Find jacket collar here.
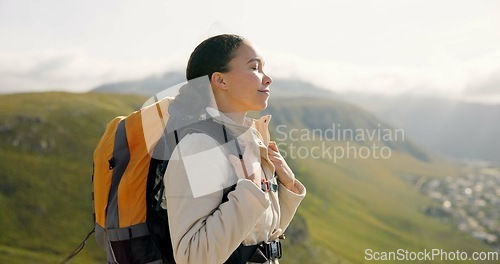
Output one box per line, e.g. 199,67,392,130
205,107,272,147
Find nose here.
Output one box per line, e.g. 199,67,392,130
263,72,273,86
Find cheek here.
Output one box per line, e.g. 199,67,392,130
237,70,260,82
231,73,259,92
228,71,251,86
248,72,262,83
226,71,263,102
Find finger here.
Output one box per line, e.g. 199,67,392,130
270,145,280,153
269,155,283,164
267,147,278,153
268,141,278,151
267,148,280,157
268,152,281,159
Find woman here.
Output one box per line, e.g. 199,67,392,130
164,34,306,264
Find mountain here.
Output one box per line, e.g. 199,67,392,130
93,71,500,164
260,97,430,162
92,71,187,96
92,71,336,99
340,93,500,164
0,92,494,263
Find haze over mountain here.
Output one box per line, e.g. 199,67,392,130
93,71,500,164
92,71,336,99
341,93,500,164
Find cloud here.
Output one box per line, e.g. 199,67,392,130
267,51,457,94
266,48,500,103
0,49,177,93
1,46,499,104
462,51,500,100
461,67,500,104
465,71,500,96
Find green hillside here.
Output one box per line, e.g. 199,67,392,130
260,98,497,263
0,92,496,263
0,92,145,263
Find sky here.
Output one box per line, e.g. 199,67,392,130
1,0,499,103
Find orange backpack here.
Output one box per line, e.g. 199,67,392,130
92,97,243,263
93,97,171,263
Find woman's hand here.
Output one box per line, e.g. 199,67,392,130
228,142,262,187
267,141,296,191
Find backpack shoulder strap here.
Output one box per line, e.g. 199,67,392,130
180,118,243,158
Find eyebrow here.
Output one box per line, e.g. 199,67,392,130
247,57,265,65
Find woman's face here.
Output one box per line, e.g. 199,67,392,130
220,40,273,113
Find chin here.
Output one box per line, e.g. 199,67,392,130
255,100,269,111
246,98,269,112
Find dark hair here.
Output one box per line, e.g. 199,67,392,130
186,34,245,81
169,34,244,118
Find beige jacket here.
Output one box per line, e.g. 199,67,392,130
163,110,306,264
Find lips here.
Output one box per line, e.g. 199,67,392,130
258,89,270,94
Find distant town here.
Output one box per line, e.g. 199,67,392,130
407,160,499,252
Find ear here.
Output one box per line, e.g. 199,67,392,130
211,72,227,91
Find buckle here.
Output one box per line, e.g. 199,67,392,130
261,179,278,192
263,241,282,260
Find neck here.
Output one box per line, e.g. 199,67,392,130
216,103,247,125
224,112,246,125
212,95,247,125
217,106,246,125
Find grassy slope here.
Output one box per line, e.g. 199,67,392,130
262,99,495,263
284,141,493,263
0,92,145,263
0,92,495,263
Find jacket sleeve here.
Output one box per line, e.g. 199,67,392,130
278,179,306,232
165,133,270,264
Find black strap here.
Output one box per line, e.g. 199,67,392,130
224,241,282,264
224,244,259,264
221,184,237,203
156,118,241,175
179,118,241,157
59,228,95,264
